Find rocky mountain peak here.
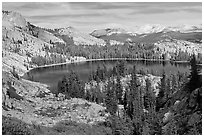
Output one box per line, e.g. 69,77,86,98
2,10,27,29
57,26,106,46
91,24,202,37
133,24,166,34
57,26,77,36
91,27,128,38
165,24,202,33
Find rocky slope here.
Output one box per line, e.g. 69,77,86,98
91,28,129,38
2,11,54,75
2,11,109,128
56,27,106,46
28,24,65,44
2,71,108,127
154,39,202,57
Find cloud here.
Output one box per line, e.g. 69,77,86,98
129,2,202,15
2,2,202,33
28,13,105,20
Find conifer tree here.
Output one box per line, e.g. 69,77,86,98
123,91,128,111
116,61,126,76
165,77,172,99
105,79,118,116
187,54,201,92
132,86,144,135
144,78,161,135
171,74,178,94
59,71,85,99
112,66,118,77
116,74,123,104
57,76,67,95
156,71,166,111
127,65,137,119
128,65,144,134
145,78,156,113
85,90,91,101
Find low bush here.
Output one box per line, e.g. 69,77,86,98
7,82,23,100
2,116,34,135
2,116,112,135
40,120,112,135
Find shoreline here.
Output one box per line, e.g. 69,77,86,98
20,57,202,92
24,57,199,74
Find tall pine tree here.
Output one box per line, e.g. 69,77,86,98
156,71,166,111
115,74,123,104
187,54,201,92
105,78,118,116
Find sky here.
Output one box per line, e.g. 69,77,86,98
2,2,202,33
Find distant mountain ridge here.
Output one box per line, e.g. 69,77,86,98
90,24,202,37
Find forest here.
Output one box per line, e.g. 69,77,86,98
30,40,202,66
56,54,202,135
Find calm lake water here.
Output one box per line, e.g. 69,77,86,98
23,60,192,93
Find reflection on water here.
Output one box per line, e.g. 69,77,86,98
23,60,192,92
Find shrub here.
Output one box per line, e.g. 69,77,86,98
7,81,23,100
50,120,112,135
2,116,34,135
11,66,20,80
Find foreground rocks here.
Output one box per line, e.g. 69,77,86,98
2,72,108,127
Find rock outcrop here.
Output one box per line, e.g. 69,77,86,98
57,27,106,46
91,28,128,37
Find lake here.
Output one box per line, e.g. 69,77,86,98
23,59,192,93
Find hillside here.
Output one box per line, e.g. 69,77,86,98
2,11,106,74
2,11,53,75
2,10,111,134
2,10,202,70
2,10,202,135
56,27,106,46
